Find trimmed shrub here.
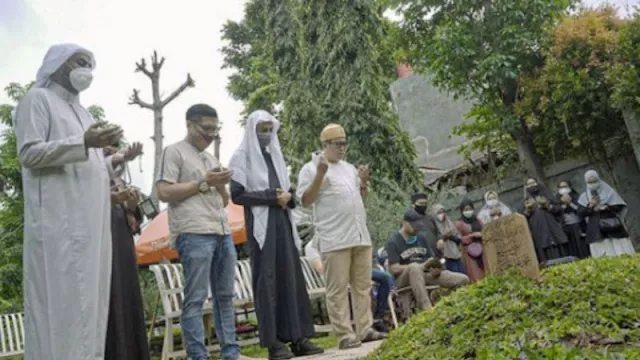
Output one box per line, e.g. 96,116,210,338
365,255,640,359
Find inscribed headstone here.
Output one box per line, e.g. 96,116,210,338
481,213,540,280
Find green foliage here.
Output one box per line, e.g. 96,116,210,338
221,0,421,191
366,255,640,360
391,0,576,180
611,13,640,112
518,6,629,164
0,82,106,312
220,0,281,117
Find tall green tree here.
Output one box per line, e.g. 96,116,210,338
517,7,629,170
392,0,575,184
0,82,105,311
222,0,420,190
220,0,282,117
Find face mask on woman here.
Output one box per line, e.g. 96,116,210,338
463,210,474,218
487,199,498,207
588,182,600,191
558,187,571,196
437,213,446,221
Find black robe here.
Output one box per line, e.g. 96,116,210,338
578,204,629,244
522,183,569,263
230,150,315,348
105,205,150,360
553,191,590,259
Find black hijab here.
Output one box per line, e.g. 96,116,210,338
459,198,482,231
554,179,580,204
524,177,554,200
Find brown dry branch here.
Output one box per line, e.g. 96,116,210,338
128,89,152,109
160,73,195,107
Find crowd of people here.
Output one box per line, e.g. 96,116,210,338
13,43,637,360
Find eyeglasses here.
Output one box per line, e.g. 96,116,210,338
326,140,348,149
193,122,221,137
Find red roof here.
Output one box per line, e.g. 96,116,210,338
396,64,414,79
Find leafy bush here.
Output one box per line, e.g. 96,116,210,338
365,255,640,360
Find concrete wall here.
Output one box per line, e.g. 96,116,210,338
389,74,476,183
434,157,640,249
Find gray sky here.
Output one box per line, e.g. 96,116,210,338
0,0,637,197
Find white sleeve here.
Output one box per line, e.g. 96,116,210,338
15,90,88,169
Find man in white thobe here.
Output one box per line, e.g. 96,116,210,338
14,44,124,360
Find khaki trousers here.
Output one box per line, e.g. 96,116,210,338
322,246,373,341
395,264,470,310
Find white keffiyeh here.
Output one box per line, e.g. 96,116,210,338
229,110,300,249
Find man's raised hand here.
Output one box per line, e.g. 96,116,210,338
84,122,123,148
204,168,233,187
123,142,143,162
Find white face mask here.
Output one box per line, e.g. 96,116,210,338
587,182,600,191
463,210,474,218
69,67,93,92
558,188,571,196
492,216,500,220
486,199,498,207
437,213,446,221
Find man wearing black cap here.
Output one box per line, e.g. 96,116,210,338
411,193,441,252
386,210,470,311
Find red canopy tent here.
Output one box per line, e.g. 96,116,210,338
136,202,247,266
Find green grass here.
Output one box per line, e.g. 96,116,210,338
365,255,640,360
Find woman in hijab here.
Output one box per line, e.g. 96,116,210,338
432,204,464,273
477,191,512,224
522,177,569,263
455,199,485,282
577,170,635,257
554,179,590,259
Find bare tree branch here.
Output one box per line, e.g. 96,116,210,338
134,58,153,78
151,50,165,72
128,89,153,109
160,74,195,108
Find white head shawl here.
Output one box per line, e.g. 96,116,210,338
229,110,300,249
477,191,512,224
11,44,96,127
35,43,95,88
578,170,627,218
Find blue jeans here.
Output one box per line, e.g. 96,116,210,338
371,268,394,320
445,258,465,274
177,233,240,360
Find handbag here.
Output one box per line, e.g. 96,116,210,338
467,242,483,258
598,216,623,233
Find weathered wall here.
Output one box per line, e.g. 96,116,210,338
389,74,476,183
435,157,640,249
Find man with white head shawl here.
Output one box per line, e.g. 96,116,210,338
14,44,124,360
577,170,635,257
229,110,323,359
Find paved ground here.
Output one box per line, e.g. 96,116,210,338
239,340,382,360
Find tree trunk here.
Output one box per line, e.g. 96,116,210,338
512,118,547,186
150,108,163,208
623,109,640,172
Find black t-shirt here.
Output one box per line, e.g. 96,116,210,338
386,231,436,266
